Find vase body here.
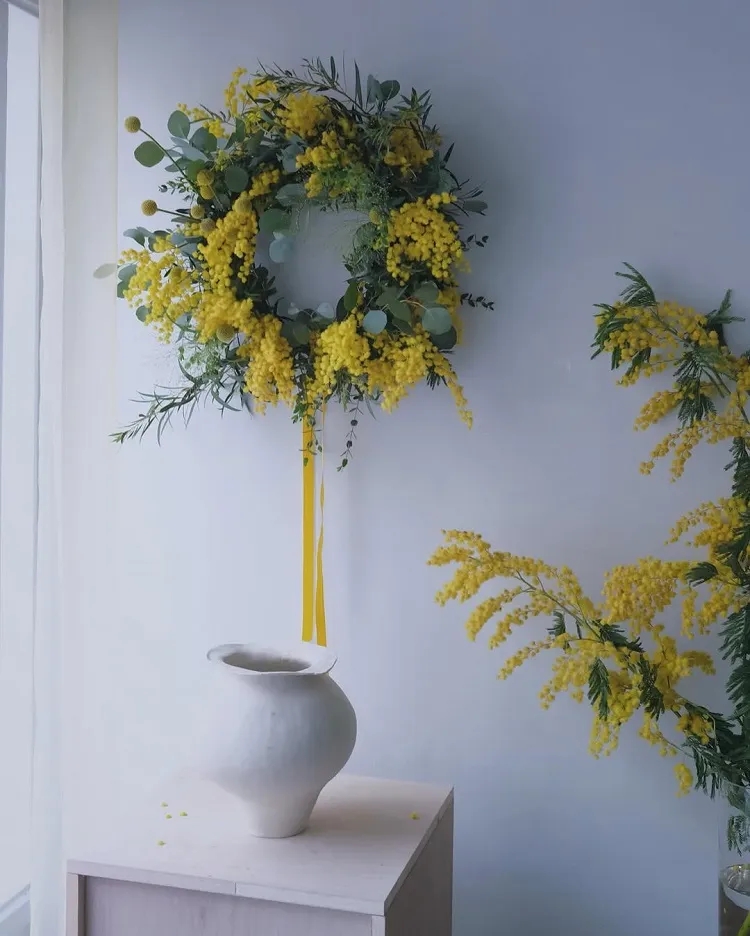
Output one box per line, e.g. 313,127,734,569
719,784,750,935
196,641,357,838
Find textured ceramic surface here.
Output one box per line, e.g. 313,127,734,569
197,642,357,837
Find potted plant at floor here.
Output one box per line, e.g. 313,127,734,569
431,265,750,936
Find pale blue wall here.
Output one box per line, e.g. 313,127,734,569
116,2,750,933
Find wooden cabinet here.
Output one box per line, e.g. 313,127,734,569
67,774,453,936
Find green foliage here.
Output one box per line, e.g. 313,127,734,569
167,110,190,138
134,140,164,167
587,658,610,719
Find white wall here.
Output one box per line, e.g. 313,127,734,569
106,1,750,933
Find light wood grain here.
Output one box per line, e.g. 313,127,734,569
385,803,453,936
65,874,85,936
85,876,372,936
68,773,453,915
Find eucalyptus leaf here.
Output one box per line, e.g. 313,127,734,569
353,222,377,250
316,302,335,320
116,280,127,299
422,306,453,335
245,130,264,155
379,79,400,101
259,208,292,235
169,232,188,247
464,199,488,214
167,110,191,138
343,282,359,312
363,309,388,334
190,127,217,153
269,236,293,263
224,166,249,193
366,74,383,105
135,306,149,323
414,282,440,305
123,228,146,246
118,263,137,284
430,325,457,350
292,322,310,345
170,137,206,161
234,118,246,142
390,299,411,321
276,183,305,206
134,141,164,168
93,262,117,279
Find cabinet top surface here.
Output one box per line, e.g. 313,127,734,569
67,773,453,915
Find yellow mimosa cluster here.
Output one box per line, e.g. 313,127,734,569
279,92,333,139
386,194,462,284
383,126,434,175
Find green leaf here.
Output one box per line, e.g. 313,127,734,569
317,302,335,320
422,306,453,335
234,118,246,142
281,142,304,174
167,110,190,138
170,137,206,161
116,280,127,299
292,322,310,345
93,262,117,279
135,305,149,323
363,309,387,334
587,658,610,719
169,232,188,247
547,612,566,639
276,183,305,206
269,235,293,263
414,282,440,306
343,282,359,312
259,208,292,235
685,562,719,586
245,130,265,155
184,159,206,183
366,74,383,105
379,79,400,101
354,63,362,107
118,263,137,285
429,326,456,350
190,127,217,153
123,228,146,246
463,199,488,214
224,166,249,193
134,141,164,167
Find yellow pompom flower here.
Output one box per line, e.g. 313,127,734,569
141,199,158,217
190,205,205,220
124,116,142,134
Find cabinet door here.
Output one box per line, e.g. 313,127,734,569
81,877,372,936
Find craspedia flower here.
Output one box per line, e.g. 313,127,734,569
141,199,158,217
190,205,205,220
200,219,216,234
216,324,236,343
124,115,142,133
199,186,214,200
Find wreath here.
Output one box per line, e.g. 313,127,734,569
115,57,493,464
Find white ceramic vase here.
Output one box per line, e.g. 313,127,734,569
197,641,357,838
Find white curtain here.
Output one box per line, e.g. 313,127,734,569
33,1,117,933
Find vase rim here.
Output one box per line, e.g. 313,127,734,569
206,641,337,677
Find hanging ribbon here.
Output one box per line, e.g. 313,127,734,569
302,412,326,646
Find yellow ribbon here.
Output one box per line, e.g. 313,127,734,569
302,413,326,646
